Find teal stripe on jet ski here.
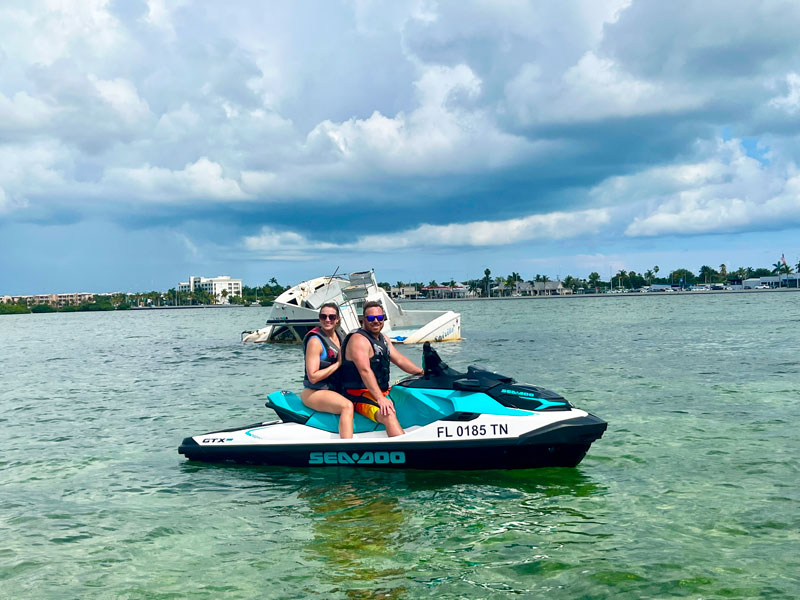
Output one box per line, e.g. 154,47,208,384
262,387,538,437
389,387,534,427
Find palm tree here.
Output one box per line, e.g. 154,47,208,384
615,270,628,290
483,268,491,297
719,264,727,282
644,269,654,285
653,265,660,282
698,265,715,285
776,261,793,286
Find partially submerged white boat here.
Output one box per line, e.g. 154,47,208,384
241,270,461,344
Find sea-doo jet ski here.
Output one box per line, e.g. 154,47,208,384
178,344,607,470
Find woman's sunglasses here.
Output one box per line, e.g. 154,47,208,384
365,314,385,322
319,314,338,321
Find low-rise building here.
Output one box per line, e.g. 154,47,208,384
1,293,95,307
515,281,534,296
178,275,242,303
532,281,565,295
56,293,95,308
421,284,468,299
743,277,780,289
390,285,420,299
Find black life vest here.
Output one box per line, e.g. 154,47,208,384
338,328,391,392
302,327,343,390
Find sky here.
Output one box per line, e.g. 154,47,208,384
2,0,800,294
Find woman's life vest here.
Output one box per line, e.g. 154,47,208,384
302,327,343,390
338,328,391,392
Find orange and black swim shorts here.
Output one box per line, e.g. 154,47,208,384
345,388,391,422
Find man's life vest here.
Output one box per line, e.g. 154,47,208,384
338,328,391,392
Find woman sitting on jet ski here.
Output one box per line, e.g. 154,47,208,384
300,302,354,438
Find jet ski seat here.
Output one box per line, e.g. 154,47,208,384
266,388,458,434
266,391,385,434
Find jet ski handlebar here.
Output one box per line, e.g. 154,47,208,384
422,341,460,379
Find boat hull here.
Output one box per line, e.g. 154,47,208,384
178,414,606,470
241,270,462,344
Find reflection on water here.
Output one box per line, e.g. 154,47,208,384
300,473,407,599
400,467,604,498
186,465,607,598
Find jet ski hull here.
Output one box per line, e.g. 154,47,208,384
178,413,606,470
179,343,607,470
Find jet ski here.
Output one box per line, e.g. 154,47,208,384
178,343,607,470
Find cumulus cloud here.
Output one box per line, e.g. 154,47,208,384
243,227,338,253
143,0,188,38
89,76,151,124
353,207,612,249
236,62,544,199
243,206,611,257
0,91,55,132
0,140,71,208
3,0,800,291
104,158,248,201
300,63,532,173
505,51,701,125
769,73,800,114
622,139,800,236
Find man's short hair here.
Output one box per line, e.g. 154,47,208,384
362,300,384,316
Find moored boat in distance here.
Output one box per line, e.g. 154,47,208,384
241,269,461,344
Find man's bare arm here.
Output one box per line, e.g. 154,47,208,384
385,338,424,376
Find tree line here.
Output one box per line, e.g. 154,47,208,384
4,258,797,316
388,258,800,296
1,279,290,314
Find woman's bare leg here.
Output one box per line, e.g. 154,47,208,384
300,389,354,439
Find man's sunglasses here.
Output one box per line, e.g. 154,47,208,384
365,314,385,322
319,314,338,321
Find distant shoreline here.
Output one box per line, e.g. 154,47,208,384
130,304,245,310
397,287,800,302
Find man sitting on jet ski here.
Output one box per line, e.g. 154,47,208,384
338,301,424,437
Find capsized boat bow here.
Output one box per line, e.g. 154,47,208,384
241,270,461,344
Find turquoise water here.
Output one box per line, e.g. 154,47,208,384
2,294,799,598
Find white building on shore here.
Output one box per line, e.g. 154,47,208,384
1,292,95,307
178,275,242,303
